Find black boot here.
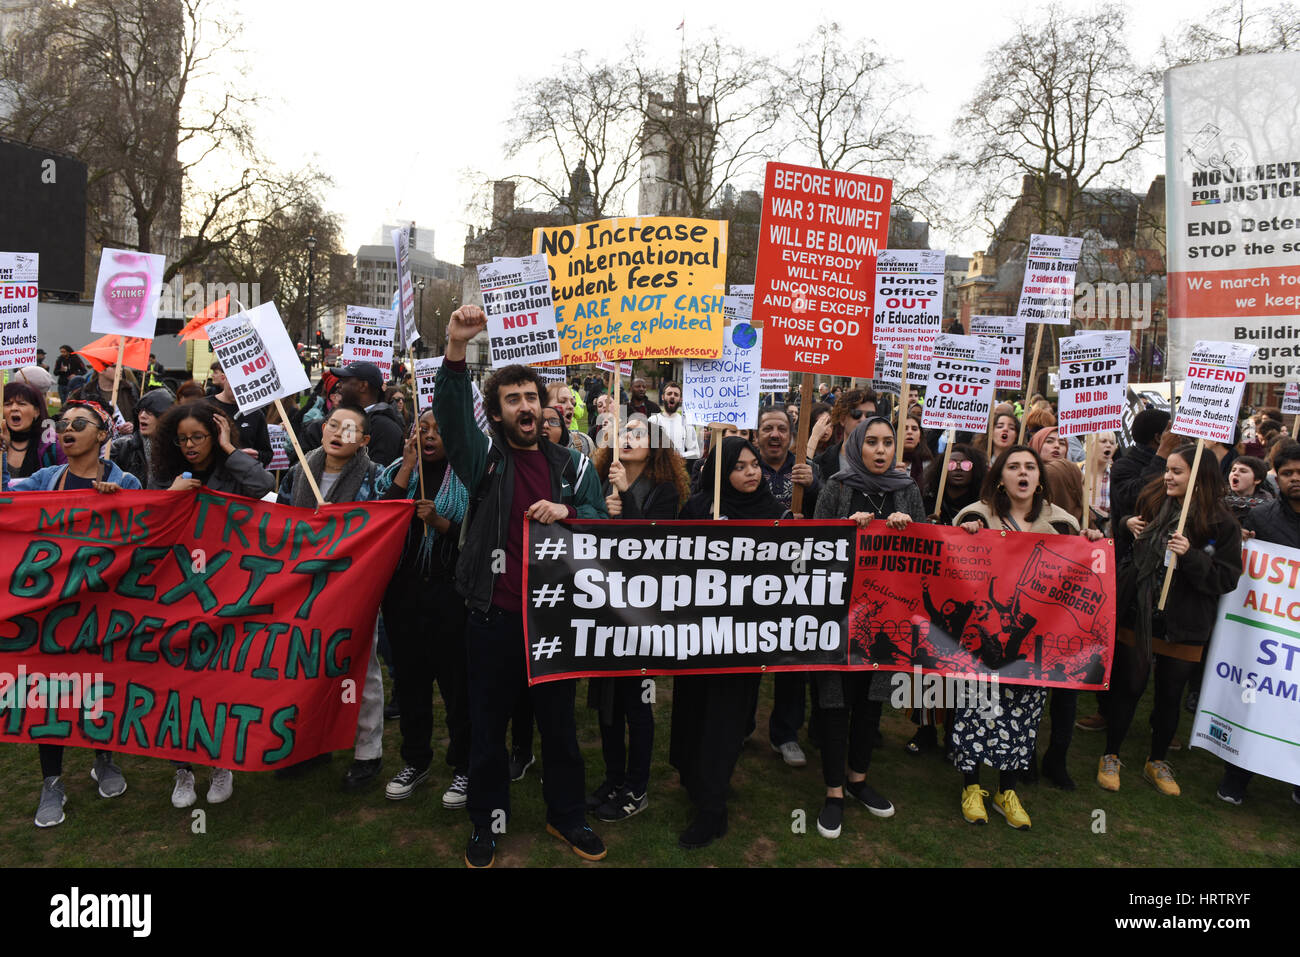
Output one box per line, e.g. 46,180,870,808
678,808,728,850
1040,748,1076,790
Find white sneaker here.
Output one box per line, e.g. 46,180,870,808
772,740,808,767
207,768,233,804
172,769,197,808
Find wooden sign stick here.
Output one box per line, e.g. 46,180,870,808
275,396,324,507
712,425,725,519
1019,325,1045,444
790,377,814,517
1157,437,1205,611
895,344,909,467
933,428,955,519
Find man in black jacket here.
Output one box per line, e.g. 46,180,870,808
434,304,609,869
1111,409,1176,564
338,362,405,467
207,360,274,466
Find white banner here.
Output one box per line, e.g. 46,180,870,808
1191,539,1300,785
391,226,420,349
969,315,1026,391
535,366,568,385
1057,331,1130,437
760,369,789,393
920,333,999,433
684,321,762,428
0,252,39,368
341,305,396,368
478,254,562,368
205,303,311,416
872,248,945,380
90,247,166,338
1016,234,1082,325
1172,339,1257,444
728,284,754,303
1165,52,1300,382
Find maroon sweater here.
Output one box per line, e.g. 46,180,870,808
493,445,576,611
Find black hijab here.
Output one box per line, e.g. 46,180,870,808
544,406,570,447
686,435,783,520
832,416,917,494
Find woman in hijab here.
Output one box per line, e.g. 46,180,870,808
810,416,925,839
671,436,781,850
1028,425,1068,462
3,381,62,478
542,406,570,447
111,388,175,488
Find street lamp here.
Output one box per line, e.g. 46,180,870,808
417,279,425,355
305,234,318,360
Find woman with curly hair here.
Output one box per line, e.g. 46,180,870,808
921,443,986,525
153,401,274,498
585,417,690,822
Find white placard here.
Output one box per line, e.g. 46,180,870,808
1283,382,1300,415
969,315,1027,391
267,423,291,470
0,252,39,368
871,345,907,396
722,295,752,323
1172,339,1258,443
535,366,568,385
872,249,945,380
477,254,562,368
205,302,311,416
90,247,166,338
341,305,396,368
596,360,633,376
920,333,1000,433
391,226,420,349
728,284,754,303
1056,332,1130,437
760,369,789,393
684,322,762,428
1016,233,1082,325
413,356,489,433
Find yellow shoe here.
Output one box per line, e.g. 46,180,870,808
1143,759,1181,796
1097,754,1121,791
992,789,1031,830
960,784,989,824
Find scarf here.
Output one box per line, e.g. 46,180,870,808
832,417,916,495
290,446,373,508
689,435,783,519
375,455,470,575
1130,498,1181,665
7,422,43,478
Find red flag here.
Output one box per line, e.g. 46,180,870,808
178,295,230,341
76,334,153,372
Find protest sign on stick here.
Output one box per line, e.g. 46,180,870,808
873,248,945,388
391,226,420,350
1285,381,1300,434
478,254,561,368
684,311,762,429
969,316,1026,392
920,334,999,435
1016,235,1083,441
0,252,39,368
1057,331,1130,437
895,345,910,466
91,247,166,413
341,306,396,368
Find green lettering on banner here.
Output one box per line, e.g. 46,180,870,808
232,621,264,672
154,690,183,749
291,559,351,619
329,509,370,556
2,691,23,732
125,614,160,664
229,703,263,764
263,705,297,763
119,681,156,748
11,541,61,598
187,622,219,671
159,621,188,667
222,502,254,549
285,627,319,679
101,609,134,659
217,555,283,617
69,606,99,653
186,698,226,759
81,680,114,743
257,514,292,556
37,508,65,531
192,490,225,537
40,602,79,654
0,614,38,652
29,699,71,740
159,544,230,610
117,546,169,600
251,623,290,679
60,544,116,598
290,518,335,560
324,628,352,676
211,622,239,671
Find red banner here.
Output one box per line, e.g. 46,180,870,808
753,162,891,377
0,490,410,769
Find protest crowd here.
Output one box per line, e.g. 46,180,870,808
2,294,1296,869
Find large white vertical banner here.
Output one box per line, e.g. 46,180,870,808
391,226,420,351
1165,52,1300,383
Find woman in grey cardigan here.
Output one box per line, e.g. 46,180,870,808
811,416,926,839
153,401,275,499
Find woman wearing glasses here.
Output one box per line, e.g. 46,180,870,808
921,444,987,525
812,389,879,480
2,399,141,828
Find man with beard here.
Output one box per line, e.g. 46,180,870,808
336,361,406,467
649,381,700,462
622,376,660,419
434,304,609,869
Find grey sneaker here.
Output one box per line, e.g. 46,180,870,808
772,740,808,767
36,776,66,828
89,754,127,798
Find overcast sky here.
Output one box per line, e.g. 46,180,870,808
223,0,1203,265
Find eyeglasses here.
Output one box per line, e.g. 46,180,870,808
175,433,211,446
55,418,98,434
947,460,975,472
848,409,866,419
542,417,563,428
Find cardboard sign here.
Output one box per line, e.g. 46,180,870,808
1283,381,1300,415
1172,339,1258,443
1057,331,1130,437
390,226,420,350
90,247,166,338
871,344,907,396
0,252,39,368
872,248,945,380
267,423,291,470
920,333,999,433
1016,234,1083,325
596,360,633,376
532,217,728,363
969,315,1026,391
535,366,568,385
753,162,891,377
341,305,396,368
684,321,762,428
413,356,489,432
1166,52,1300,383
205,303,311,416
728,284,754,302
760,369,790,393
478,254,561,368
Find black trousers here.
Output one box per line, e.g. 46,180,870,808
39,745,112,779
1044,689,1077,761
596,677,654,794
1105,641,1197,762
768,672,807,745
670,674,760,814
817,672,879,789
464,605,585,831
381,572,470,772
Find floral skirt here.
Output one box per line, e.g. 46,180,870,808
949,684,1047,774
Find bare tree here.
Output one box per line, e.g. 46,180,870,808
632,34,780,217
951,3,1162,245
504,53,641,220
1163,0,1300,64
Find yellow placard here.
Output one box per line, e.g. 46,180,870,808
532,217,727,362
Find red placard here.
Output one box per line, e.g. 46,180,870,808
753,162,891,377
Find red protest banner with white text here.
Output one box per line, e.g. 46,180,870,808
1057,331,1130,436
1172,339,1258,443
754,162,890,377
0,490,411,770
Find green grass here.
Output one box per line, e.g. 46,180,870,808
3,677,1298,868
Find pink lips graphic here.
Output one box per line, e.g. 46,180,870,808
104,270,151,324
